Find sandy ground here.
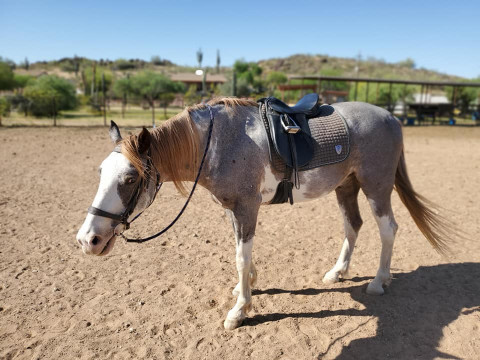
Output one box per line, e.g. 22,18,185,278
0,125,479,360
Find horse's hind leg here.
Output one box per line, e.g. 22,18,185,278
323,175,363,284
366,195,398,295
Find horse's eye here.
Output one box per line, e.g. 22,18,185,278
125,177,137,184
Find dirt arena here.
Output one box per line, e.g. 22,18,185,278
1,124,479,359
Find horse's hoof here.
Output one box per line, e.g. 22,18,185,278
366,281,385,295
224,317,244,330
322,271,340,284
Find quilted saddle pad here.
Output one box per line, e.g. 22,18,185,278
263,104,350,172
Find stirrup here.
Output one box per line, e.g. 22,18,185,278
281,114,301,134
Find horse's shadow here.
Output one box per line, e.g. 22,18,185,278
246,263,480,360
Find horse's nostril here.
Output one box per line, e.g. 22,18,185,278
91,236,99,246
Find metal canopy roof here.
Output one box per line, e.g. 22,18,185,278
289,75,480,88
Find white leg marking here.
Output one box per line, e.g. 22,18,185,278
323,205,358,284
224,240,253,330
323,238,353,284
233,262,257,296
367,212,397,295
249,262,258,288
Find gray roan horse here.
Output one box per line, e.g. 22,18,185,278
77,97,452,330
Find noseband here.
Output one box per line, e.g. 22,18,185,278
87,104,215,243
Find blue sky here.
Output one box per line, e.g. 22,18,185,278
1,0,479,78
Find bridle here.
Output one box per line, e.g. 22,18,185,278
87,147,162,232
87,104,215,244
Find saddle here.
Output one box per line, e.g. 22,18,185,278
258,93,321,204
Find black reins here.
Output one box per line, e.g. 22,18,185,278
87,105,215,244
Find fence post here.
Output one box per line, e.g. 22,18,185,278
52,96,57,126
102,73,106,126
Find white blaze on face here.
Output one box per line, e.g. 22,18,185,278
76,152,134,255
92,152,131,214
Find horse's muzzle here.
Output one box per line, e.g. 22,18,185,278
76,229,116,256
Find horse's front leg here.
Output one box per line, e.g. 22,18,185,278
232,262,257,296
224,199,260,330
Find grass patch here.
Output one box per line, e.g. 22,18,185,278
2,105,185,127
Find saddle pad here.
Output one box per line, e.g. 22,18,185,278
263,104,350,172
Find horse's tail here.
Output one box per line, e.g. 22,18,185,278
394,150,453,255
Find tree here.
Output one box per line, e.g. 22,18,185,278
216,49,221,74
196,48,203,68
319,68,349,91
158,93,176,119
397,58,416,69
8,94,30,116
0,57,16,70
73,55,80,76
151,55,171,66
113,58,137,71
23,75,77,117
113,76,132,118
183,84,202,106
220,60,265,97
446,84,480,116
266,71,287,94
349,82,416,113
0,97,11,126
82,66,113,96
0,61,15,90
130,71,184,127
20,57,30,71
220,76,250,97
13,73,34,91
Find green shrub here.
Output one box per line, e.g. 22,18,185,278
77,94,91,107
81,67,113,96
60,61,78,72
13,73,34,89
150,56,172,66
23,75,77,116
0,97,11,115
0,96,10,125
183,85,201,106
112,76,132,98
8,94,30,115
113,59,137,71
0,61,15,90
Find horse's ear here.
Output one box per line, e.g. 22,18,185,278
109,120,122,144
137,127,151,154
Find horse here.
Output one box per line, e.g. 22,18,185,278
76,97,452,330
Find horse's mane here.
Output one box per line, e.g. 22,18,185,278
121,97,257,196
